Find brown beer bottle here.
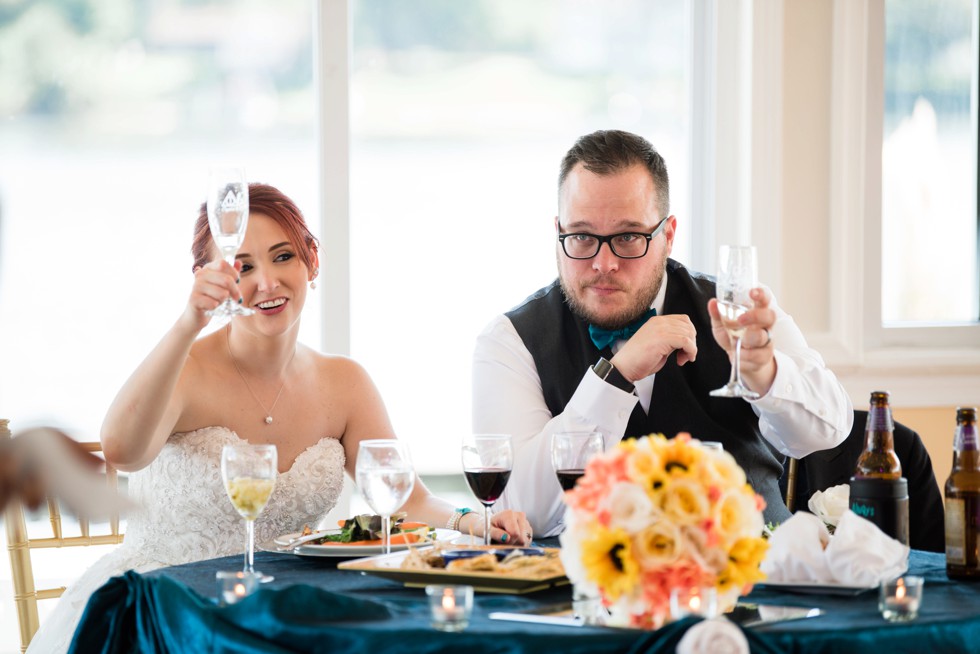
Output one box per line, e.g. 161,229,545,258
853,391,902,479
945,407,980,580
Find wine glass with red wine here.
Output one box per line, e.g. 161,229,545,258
551,431,604,491
461,434,513,546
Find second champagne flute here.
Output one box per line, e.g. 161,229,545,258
355,440,416,555
709,244,760,399
461,433,513,546
206,166,254,318
221,443,277,582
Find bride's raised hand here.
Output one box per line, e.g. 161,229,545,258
183,259,242,330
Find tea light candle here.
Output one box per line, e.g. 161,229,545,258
669,586,718,620
879,576,924,622
216,571,258,606
425,584,474,632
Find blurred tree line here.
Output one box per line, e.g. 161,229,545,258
885,0,974,120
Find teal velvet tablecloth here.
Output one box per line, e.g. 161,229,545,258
68,550,980,654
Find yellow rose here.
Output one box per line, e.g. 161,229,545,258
714,486,764,545
632,518,682,568
659,477,711,526
697,449,747,490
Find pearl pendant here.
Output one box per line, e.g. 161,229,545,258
264,416,273,425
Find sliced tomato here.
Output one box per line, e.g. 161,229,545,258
320,532,421,547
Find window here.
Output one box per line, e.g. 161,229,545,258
882,0,978,325
348,0,692,473
0,1,318,452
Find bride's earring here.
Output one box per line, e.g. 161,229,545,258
310,268,319,290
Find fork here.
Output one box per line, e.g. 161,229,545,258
277,530,332,551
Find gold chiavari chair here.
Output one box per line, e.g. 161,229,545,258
2,419,125,653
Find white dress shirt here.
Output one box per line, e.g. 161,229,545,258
472,277,853,537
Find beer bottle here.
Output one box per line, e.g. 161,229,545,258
849,391,909,544
945,407,980,580
853,391,902,478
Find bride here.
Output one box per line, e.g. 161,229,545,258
28,183,532,653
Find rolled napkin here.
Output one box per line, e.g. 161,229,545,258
676,617,749,654
761,510,909,586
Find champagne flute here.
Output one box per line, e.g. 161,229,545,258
355,440,416,555
551,430,604,491
206,166,254,318
461,434,513,546
709,245,761,399
221,443,277,581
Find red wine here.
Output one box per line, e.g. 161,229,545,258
556,469,585,491
464,468,511,505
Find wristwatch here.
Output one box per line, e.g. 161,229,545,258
592,357,635,393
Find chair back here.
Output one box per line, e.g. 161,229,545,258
781,410,945,552
2,419,125,653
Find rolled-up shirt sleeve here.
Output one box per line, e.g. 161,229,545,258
747,295,853,458
472,315,638,537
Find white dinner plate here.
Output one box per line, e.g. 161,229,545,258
265,528,461,558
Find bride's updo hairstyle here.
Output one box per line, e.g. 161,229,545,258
191,183,319,273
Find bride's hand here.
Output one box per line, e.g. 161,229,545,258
490,510,534,546
183,260,242,330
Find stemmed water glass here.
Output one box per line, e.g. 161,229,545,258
461,434,513,546
355,440,416,555
551,430,604,491
206,166,254,318
709,245,760,399
221,443,277,582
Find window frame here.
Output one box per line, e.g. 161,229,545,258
827,0,980,405
315,0,980,412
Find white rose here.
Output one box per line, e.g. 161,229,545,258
603,481,655,533
807,483,850,528
676,617,749,654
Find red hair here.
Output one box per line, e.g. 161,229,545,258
191,183,318,272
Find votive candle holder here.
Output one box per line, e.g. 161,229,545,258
425,584,474,632
216,570,258,606
879,576,923,622
669,586,718,620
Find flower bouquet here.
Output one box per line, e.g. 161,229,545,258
559,433,769,629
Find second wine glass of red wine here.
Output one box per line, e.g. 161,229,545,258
551,431,604,492
461,433,513,546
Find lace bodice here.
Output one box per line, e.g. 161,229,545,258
27,427,345,653
125,427,345,565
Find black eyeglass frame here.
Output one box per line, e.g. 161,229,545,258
557,215,670,260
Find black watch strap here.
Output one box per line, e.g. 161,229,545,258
592,357,635,393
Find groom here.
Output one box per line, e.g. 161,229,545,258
472,129,853,536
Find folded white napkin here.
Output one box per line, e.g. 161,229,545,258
677,617,748,654
760,510,908,586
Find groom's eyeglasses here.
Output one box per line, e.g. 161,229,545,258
557,216,669,260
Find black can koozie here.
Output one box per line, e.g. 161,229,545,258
848,476,910,546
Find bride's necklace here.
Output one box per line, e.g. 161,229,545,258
226,327,296,425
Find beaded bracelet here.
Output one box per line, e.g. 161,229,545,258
447,507,474,531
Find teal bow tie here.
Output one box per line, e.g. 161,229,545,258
588,309,657,350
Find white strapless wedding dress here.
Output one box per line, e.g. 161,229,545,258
26,427,345,654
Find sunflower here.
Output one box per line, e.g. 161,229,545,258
580,525,640,602
659,433,703,480
716,536,769,593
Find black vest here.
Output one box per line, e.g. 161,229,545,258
506,259,791,525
